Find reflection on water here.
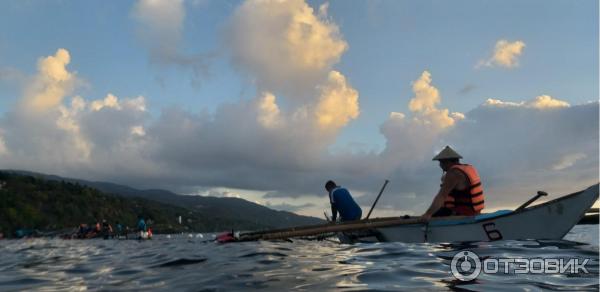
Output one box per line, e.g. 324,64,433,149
0,225,597,291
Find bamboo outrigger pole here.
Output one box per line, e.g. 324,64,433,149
237,216,424,241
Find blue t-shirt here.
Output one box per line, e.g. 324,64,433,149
137,219,146,231
329,187,362,221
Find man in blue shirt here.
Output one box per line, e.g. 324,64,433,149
326,180,362,222
137,216,146,232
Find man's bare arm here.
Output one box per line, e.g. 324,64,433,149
331,205,338,222
421,170,461,219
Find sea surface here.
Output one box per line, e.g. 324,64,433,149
0,225,598,291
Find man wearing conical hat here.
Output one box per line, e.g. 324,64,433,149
421,146,485,220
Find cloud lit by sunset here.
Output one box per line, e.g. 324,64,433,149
0,0,597,217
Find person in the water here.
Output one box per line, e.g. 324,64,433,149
115,221,123,238
101,219,113,239
137,216,146,232
325,180,362,222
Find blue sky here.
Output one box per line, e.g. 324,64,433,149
2,0,596,150
0,0,597,216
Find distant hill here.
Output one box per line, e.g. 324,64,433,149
1,170,323,237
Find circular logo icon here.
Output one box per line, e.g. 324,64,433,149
451,250,482,281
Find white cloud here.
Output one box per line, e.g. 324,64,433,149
527,95,570,109
389,112,405,120
223,0,360,150
484,95,570,109
478,39,526,68
483,98,524,108
256,92,282,129
132,0,210,85
90,93,121,111
0,5,596,219
132,0,184,45
445,101,597,205
379,71,464,165
0,49,154,180
314,71,360,131
227,0,347,97
131,126,146,137
450,112,465,120
25,48,75,111
374,72,596,211
56,96,91,160
552,153,587,171
408,71,462,129
123,96,147,112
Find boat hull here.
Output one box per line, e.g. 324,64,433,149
339,184,599,243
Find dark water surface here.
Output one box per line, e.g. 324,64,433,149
1,225,598,291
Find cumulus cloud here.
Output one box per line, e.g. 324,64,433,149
0,49,154,181
1,47,597,218
379,71,464,166
131,125,146,137
483,98,524,108
483,95,570,109
448,101,597,205
256,92,282,129
375,100,598,213
314,71,360,131
80,94,148,150
227,0,347,97
478,39,526,68
223,0,361,149
527,95,570,109
90,93,121,111
56,96,91,160
368,71,596,213
408,71,462,129
25,48,75,111
132,0,210,85
0,2,596,219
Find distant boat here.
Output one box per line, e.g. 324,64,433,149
227,184,599,244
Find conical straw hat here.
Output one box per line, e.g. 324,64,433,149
432,146,463,161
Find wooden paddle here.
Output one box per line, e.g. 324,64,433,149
365,180,390,219
515,191,548,211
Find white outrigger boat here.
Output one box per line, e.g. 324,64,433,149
339,184,599,243
226,184,598,244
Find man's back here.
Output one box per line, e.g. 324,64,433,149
330,187,362,221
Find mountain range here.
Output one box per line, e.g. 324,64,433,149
0,170,323,237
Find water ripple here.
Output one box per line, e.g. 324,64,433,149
0,225,597,291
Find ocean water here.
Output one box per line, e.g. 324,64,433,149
0,225,597,291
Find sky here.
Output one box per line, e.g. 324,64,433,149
0,0,598,218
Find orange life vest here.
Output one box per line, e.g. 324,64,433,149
443,164,485,216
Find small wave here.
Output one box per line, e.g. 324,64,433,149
153,258,207,268
240,252,287,258
0,227,597,291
